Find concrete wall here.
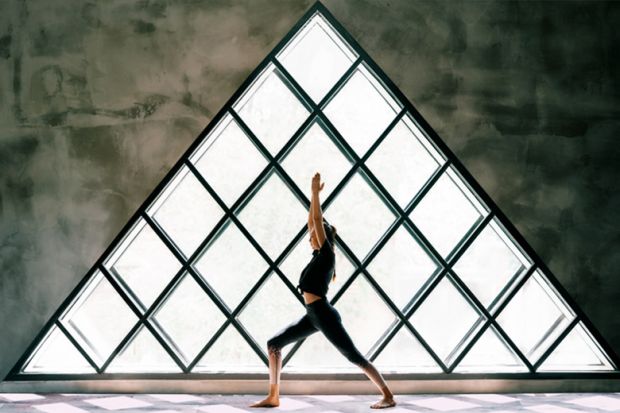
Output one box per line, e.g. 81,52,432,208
1,0,619,380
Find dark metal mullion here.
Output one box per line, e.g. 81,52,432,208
362,268,448,372
446,319,493,373
55,321,102,374
492,265,537,318
99,264,189,373
403,161,451,216
187,319,233,372
487,263,529,316
445,268,534,372
99,320,142,373
533,317,580,371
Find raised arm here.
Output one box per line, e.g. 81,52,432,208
311,172,327,247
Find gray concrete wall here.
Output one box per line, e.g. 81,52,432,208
1,0,618,380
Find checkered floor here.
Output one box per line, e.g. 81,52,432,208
2,392,620,412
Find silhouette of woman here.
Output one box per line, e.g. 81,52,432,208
250,172,396,409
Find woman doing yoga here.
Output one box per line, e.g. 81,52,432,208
250,172,396,409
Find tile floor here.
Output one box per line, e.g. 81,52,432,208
1,392,620,412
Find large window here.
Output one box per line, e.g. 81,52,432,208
11,5,616,379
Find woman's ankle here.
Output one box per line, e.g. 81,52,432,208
268,383,280,399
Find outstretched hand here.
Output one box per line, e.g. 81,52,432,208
311,172,324,193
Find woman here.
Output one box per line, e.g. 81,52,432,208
250,172,396,409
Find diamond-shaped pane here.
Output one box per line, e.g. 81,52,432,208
324,172,396,260
147,166,224,258
60,270,138,366
194,324,264,373
332,275,397,356
496,269,575,363
367,114,445,208
366,224,440,311
277,12,357,104
410,167,488,259
152,272,227,364
538,322,614,372
453,218,532,311
281,120,352,200
237,171,307,260
373,325,442,373
410,276,483,365
104,218,181,310
23,325,95,374
453,325,527,373
280,233,355,301
193,222,268,311
237,273,306,360
233,63,309,156
190,113,268,207
324,63,401,157
106,325,181,373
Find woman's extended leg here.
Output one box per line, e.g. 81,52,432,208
313,303,396,409
249,313,318,408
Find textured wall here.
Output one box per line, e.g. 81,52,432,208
0,0,619,380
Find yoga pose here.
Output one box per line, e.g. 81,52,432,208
250,172,396,409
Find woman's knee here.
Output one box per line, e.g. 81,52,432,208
267,337,282,354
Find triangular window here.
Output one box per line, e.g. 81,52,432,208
7,1,616,380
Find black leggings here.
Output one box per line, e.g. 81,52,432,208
267,297,370,367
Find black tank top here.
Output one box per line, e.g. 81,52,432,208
296,238,335,298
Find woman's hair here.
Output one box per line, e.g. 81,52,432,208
323,219,338,283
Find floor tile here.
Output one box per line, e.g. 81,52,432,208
566,395,620,411
406,396,479,411
462,393,519,404
32,402,90,413
0,393,45,401
83,396,152,410
307,395,356,402
198,404,250,413
147,394,205,403
525,404,586,413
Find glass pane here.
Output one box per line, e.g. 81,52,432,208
538,322,614,372
323,63,401,157
332,275,397,356
277,12,357,104
60,270,138,366
285,330,359,373
453,218,532,311
410,167,487,259
104,218,181,310
193,222,268,311
410,276,483,365
280,120,353,200
106,325,181,373
23,325,95,374
194,324,264,373
373,325,442,373
453,325,527,373
190,113,268,207
367,114,445,208
233,63,309,156
152,272,227,364
279,233,355,302
237,171,307,260
147,166,224,258
324,172,396,260
237,273,306,360
496,269,575,363
366,224,440,312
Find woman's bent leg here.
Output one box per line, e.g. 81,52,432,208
312,303,396,409
250,313,318,408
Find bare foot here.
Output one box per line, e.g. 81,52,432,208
370,397,396,409
249,396,280,408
